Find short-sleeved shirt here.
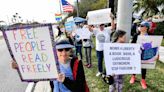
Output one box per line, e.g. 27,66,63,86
93,27,111,51
53,61,73,92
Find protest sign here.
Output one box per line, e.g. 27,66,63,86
87,8,111,25
4,24,58,81
52,25,59,37
137,35,163,69
67,16,74,22
104,43,141,75
65,21,74,32
65,16,76,32
75,27,91,39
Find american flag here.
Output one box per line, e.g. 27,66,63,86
61,0,74,12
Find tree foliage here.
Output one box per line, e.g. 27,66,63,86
154,22,164,37
133,0,164,18
68,0,107,18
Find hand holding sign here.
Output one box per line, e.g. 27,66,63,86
11,60,18,69
57,73,65,83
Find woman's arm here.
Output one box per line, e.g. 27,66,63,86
110,13,115,31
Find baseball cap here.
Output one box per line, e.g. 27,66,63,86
133,19,141,23
140,21,150,29
56,39,74,49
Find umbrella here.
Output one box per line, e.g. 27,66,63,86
74,17,87,23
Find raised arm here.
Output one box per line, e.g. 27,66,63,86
110,13,115,30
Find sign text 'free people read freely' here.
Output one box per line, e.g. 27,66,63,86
5,25,58,81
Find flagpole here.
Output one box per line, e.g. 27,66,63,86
76,0,79,17
59,0,62,17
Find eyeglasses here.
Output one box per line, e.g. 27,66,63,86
57,48,71,52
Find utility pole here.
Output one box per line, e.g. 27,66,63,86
116,0,133,42
76,0,79,17
107,0,109,8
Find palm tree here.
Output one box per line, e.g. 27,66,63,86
133,0,164,18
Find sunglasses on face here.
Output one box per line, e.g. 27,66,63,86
57,48,71,52
140,25,145,27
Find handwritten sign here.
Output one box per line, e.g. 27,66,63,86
137,35,163,69
5,25,58,81
87,8,111,25
104,43,141,75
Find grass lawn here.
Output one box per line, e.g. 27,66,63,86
161,39,164,46
83,39,164,92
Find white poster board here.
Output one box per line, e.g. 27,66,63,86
87,8,111,25
137,35,163,69
104,43,141,75
5,25,58,81
52,25,59,38
75,27,91,39
67,16,74,22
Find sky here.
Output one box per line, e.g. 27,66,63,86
0,0,74,24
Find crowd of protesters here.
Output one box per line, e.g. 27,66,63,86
10,11,159,92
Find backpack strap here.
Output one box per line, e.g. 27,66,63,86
72,58,79,80
72,58,90,92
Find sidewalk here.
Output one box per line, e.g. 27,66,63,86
0,32,3,39
159,46,164,63
34,81,51,92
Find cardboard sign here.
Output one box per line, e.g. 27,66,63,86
87,8,111,25
137,35,163,69
5,24,58,81
104,43,141,75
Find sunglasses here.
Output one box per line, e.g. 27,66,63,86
140,25,145,27
57,48,71,52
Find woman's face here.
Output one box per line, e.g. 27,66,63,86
57,48,71,63
139,25,147,33
118,35,126,43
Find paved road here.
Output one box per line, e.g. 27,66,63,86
0,38,28,92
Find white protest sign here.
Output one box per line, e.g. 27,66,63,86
65,16,76,32
52,25,59,37
5,25,58,81
137,35,163,69
87,8,111,25
75,27,91,39
104,43,141,75
67,16,74,22
81,27,92,39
